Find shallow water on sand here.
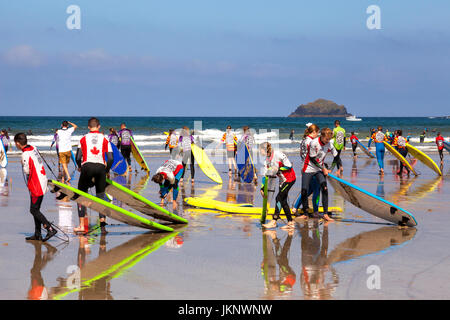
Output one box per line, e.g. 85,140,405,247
0,151,449,300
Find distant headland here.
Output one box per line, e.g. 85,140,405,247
288,99,352,118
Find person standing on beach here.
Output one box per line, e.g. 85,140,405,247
56,121,77,183
349,131,359,160
74,117,113,235
50,129,61,172
260,142,297,230
435,132,445,165
219,125,238,177
118,123,133,172
292,123,320,218
151,159,184,210
299,128,338,222
332,120,345,175
14,133,57,242
179,126,195,184
108,128,120,149
368,126,388,175
238,126,258,183
165,129,179,159
393,130,410,176
0,130,10,153
289,130,295,142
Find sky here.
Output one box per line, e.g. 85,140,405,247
0,0,449,117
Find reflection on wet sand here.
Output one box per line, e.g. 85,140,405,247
299,221,337,300
259,221,417,299
0,168,9,206
27,242,57,300
49,227,185,300
261,230,296,299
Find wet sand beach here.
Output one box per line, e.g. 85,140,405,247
0,150,449,300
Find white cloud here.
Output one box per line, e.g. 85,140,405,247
2,45,44,67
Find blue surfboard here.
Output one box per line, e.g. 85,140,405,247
236,143,255,183
444,141,450,154
70,150,77,168
357,140,375,158
0,142,7,168
106,143,128,175
327,173,417,227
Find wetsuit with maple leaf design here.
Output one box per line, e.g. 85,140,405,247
75,131,113,219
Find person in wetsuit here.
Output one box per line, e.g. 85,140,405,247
118,123,133,171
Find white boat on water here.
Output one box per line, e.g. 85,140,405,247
346,115,362,121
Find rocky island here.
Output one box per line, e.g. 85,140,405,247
288,99,352,118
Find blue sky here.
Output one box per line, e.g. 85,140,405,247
0,0,449,116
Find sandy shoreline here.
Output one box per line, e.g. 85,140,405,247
0,151,449,300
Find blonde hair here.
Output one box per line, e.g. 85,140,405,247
321,127,333,138
304,124,319,138
260,142,272,156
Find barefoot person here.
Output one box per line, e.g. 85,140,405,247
332,120,345,175
118,123,134,172
349,131,359,160
300,128,339,222
56,121,77,183
260,142,297,231
393,130,410,176
179,126,195,184
14,133,57,242
292,123,320,218
165,129,179,159
219,125,238,177
74,117,113,234
368,126,388,175
151,159,184,210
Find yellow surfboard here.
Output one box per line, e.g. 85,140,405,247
406,143,442,176
383,142,418,176
191,144,223,184
184,197,342,214
130,137,150,172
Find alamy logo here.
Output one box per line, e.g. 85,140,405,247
66,5,81,30
367,5,381,30
366,265,381,290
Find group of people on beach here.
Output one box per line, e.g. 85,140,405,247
4,117,448,241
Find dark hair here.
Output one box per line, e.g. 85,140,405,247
397,130,403,136
151,173,164,184
351,131,355,135
109,127,117,134
14,132,27,146
227,125,231,129
62,121,69,127
88,117,100,128
334,120,340,126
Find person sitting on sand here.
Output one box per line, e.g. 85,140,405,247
260,142,297,230
14,133,57,242
152,159,184,210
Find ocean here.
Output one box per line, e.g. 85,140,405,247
1,116,448,155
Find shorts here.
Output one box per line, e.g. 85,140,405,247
226,150,236,159
59,151,72,164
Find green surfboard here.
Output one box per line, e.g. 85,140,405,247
105,178,188,224
48,180,173,232
261,177,269,224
